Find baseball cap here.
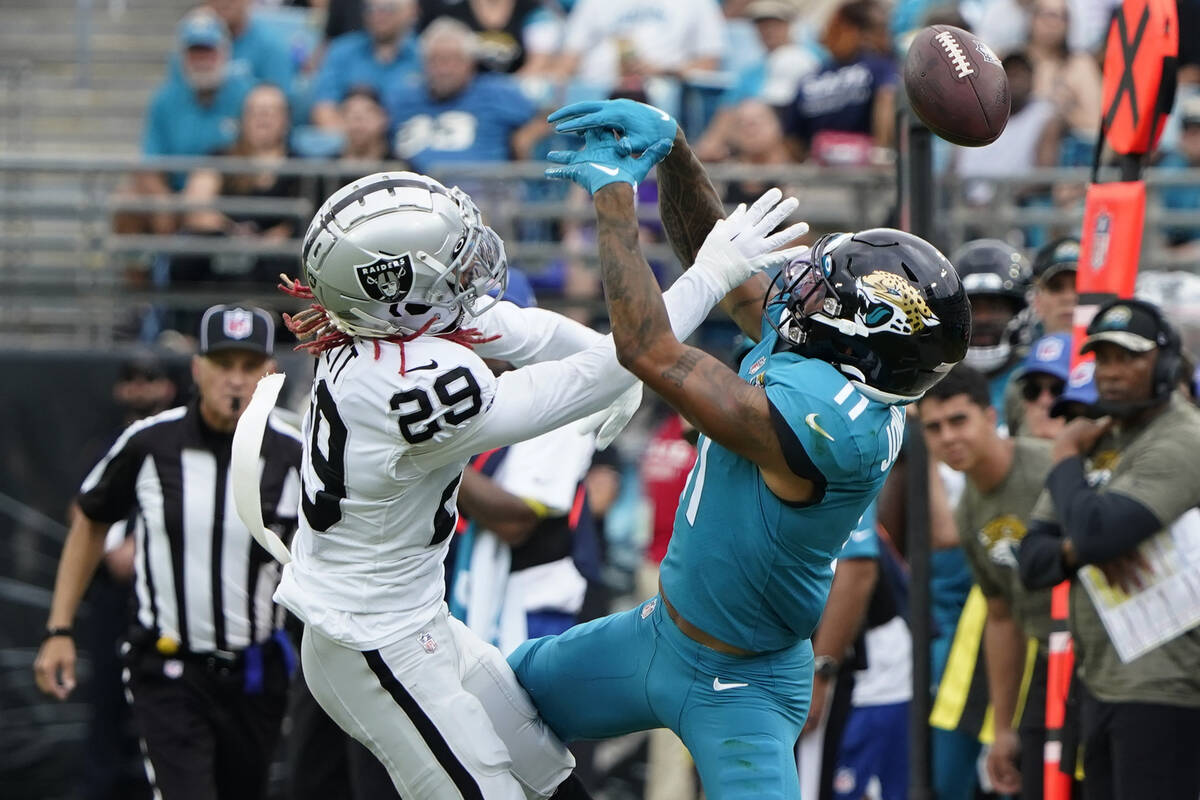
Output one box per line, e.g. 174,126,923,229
178,9,229,50
1080,298,1172,355
1033,237,1080,284
746,0,797,21
1050,360,1099,418
199,305,275,357
1181,94,1200,127
118,352,168,382
1016,332,1072,382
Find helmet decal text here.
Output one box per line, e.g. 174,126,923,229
356,254,415,303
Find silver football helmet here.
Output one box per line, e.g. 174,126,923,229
300,171,507,337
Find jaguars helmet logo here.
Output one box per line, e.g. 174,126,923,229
977,514,1027,569
856,271,941,335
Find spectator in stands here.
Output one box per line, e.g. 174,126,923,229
552,0,725,98
339,86,396,161
921,365,1056,800
695,0,817,162
1019,298,1200,800
416,0,562,76
955,51,1060,207
310,0,420,130
175,84,302,288
721,99,798,205
781,0,896,165
206,0,296,90
1015,332,1072,441
1028,0,1102,167
115,9,257,236
386,17,547,174
1159,94,1200,249
1031,236,1080,335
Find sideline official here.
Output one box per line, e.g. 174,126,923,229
1018,298,1200,799
34,305,303,800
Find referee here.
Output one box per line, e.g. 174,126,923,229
34,305,303,800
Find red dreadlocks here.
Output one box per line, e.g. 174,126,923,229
278,274,499,375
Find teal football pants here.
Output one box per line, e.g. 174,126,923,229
508,595,814,799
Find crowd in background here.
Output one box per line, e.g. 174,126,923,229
33,1,1200,799
113,0,1200,337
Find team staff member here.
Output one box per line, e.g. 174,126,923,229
1019,298,1200,800
34,305,303,800
920,365,1055,799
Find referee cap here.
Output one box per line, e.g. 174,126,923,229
199,305,275,357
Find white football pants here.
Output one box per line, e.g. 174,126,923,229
300,606,574,799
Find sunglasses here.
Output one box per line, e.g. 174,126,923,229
1021,376,1065,402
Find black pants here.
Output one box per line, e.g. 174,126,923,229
125,654,288,800
1079,685,1200,800
285,665,400,800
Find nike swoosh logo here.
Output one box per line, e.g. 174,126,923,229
657,109,671,121
408,360,439,372
713,677,749,691
590,163,620,176
805,413,835,442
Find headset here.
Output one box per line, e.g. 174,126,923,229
1088,297,1182,406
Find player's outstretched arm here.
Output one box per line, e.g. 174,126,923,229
471,302,604,366
594,184,814,503
548,100,802,340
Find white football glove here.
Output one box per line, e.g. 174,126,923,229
575,381,643,450
690,187,810,298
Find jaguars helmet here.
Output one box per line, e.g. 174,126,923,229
769,228,971,402
300,171,507,337
950,239,1031,373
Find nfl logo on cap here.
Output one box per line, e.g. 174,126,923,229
1035,336,1064,362
223,308,254,340
199,304,274,356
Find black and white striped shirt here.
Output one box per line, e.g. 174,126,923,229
78,400,303,654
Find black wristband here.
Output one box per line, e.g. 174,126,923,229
44,627,73,641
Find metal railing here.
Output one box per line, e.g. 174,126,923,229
1,153,1199,346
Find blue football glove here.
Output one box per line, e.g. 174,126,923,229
548,99,678,157
545,128,674,194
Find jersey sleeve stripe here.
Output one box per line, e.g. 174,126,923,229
848,395,870,421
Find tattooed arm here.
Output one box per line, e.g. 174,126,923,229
594,183,814,503
656,129,775,341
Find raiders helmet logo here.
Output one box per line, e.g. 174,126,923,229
356,254,415,303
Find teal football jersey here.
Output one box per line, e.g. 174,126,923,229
659,325,904,653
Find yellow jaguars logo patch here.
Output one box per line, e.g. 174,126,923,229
977,514,1027,568
1085,450,1120,488
857,271,941,335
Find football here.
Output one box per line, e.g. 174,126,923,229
903,25,1010,147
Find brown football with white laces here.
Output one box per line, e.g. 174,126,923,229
903,25,1010,147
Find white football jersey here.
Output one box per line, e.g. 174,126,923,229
276,268,728,649
275,309,632,649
